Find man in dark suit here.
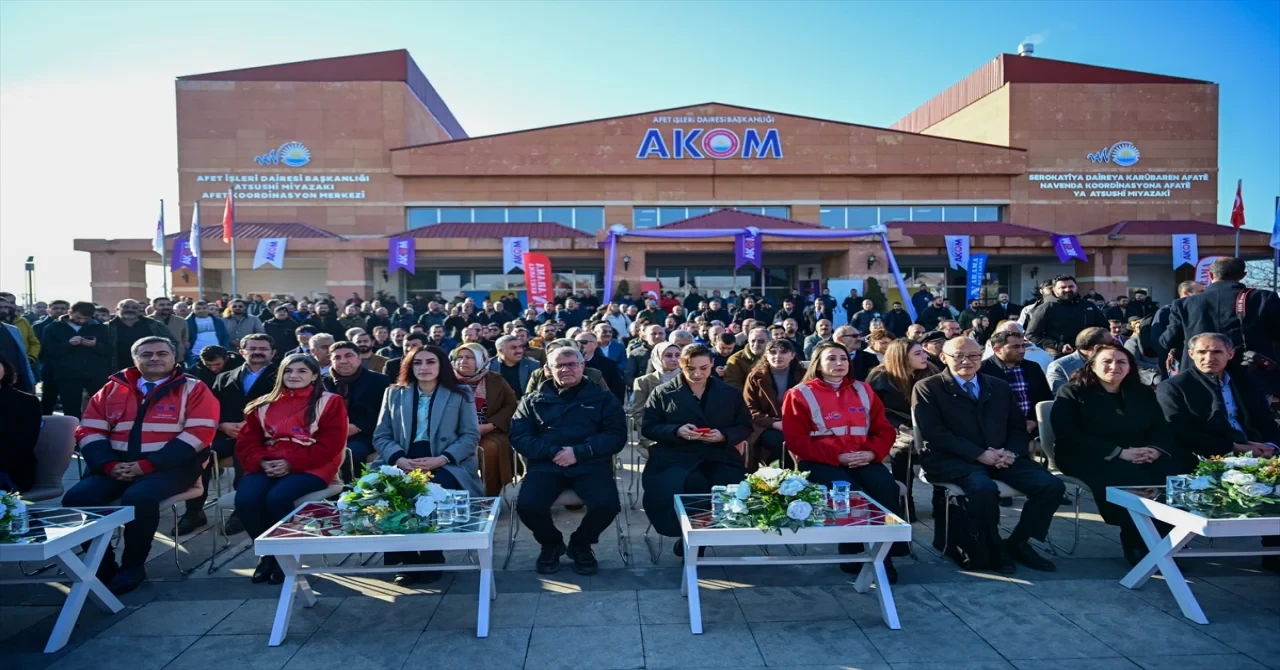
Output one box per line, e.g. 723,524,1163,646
835,325,879,382
980,331,1053,437
913,336,1065,574
323,341,392,475
1160,257,1280,392
185,333,280,535
1150,280,1204,377
382,331,429,380
986,293,1021,325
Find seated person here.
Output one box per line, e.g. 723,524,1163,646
512,346,627,575
835,325,879,381
322,341,391,471
63,337,218,594
631,342,682,446
1047,327,1113,394
0,354,40,491
450,343,518,496
383,331,430,379
523,338,608,394
866,338,939,522
913,336,1066,574
979,331,1053,438
743,339,803,466
189,345,229,387
642,344,751,554
373,344,483,584
1051,343,1179,566
235,354,348,584
783,342,902,579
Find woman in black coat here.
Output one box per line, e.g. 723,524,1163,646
1049,343,1179,565
0,354,41,492
866,339,939,522
641,344,751,546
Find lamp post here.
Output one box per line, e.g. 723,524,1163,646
23,256,35,306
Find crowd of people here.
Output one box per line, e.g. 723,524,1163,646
0,255,1277,594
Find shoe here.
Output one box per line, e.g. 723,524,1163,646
1120,530,1148,568
564,504,585,511
222,514,245,536
95,555,119,585
1262,555,1280,575
994,550,1017,575
536,541,566,574
252,557,276,584
1004,540,1056,572
565,544,599,575
176,510,208,536
268,561,285,585
999,498,1013,508
838,543,863,574
672,542,706,559
107,566,146,596
393,572,420,586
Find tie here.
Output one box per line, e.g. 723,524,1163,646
963,380,977,399
143,382,156,397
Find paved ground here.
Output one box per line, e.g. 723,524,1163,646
3,447,1278,670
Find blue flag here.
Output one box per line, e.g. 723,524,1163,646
966,253,989,301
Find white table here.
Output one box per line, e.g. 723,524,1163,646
0,507,134,652
675,493,911,633
1107,486,1280,624
254,497,500,646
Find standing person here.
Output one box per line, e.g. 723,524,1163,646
236,353,348,584
774,298,809,335
34,299,69,410
373,345,483,584
840,289,861,325
1125,289,1158,320
1025,275,1106,358
450,343,517,496
0,304,35,394
351,331,387,372
783,341,902,579
511,346,627,574
958,300,985,333
913,337,1065,574
379,328,408,361
41,301,112,417
1018,281,1055,327
641,344,751,553
106,299,176,371
883,302,911,338
0,292,39,371
338,304,365,332
986,293,1020,325
626,323,668,383
911,285,933,318
980,331,1053,438
263,305,301,361
0,354,41,492
224,299,265,348
743,339,803,467
303,300,345,338
866,338,939,522
186,300,231,361
916,295,951,330
1050,343,1179,566
1150,280,1204,376
722,326,769,390
63,337,219,594
323,341,391,470
151,297,189,365
851,299,883,334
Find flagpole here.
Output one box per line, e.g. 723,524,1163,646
193,203,204,301
230,240,238,298
159,199,169,298
1235,228,1240,258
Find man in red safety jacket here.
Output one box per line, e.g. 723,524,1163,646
64,336,220,595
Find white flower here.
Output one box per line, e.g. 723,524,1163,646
727,499,747,515
1221,470,1256,485
414,495,437,518
378,465,402,477
734,481,752,500
1188,476,1214,491
755,467,783,481
778,477,806,497
1223,457,1259,469
786,500,813,521
358,472,380,487
1239,483,1275,497
336,498,351,511
374,500,390,509
426,483,450,502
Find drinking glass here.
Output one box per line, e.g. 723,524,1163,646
710,485,727,519
452,491,471,523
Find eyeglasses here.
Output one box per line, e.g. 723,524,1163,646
552,362,583,370
943,352,982,362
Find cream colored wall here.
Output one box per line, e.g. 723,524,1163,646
920,86,1010,147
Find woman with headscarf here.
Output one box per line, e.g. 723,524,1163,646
630,341,682,433
449,342,518,496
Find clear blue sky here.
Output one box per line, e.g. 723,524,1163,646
1,0,1277,300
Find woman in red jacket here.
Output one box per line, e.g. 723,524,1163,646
782,341,903,580
236,353,348,584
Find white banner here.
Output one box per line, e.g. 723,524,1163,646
252,237,287,269
1171,233,1198,269
503,236,529,274
944,235,970,271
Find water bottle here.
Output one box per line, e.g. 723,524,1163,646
710,485,728,519
436,493,456,526
452,491,471,523
816,485,830,509
831,481,851,515
1165,475,1190,507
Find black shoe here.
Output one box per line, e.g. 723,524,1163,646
1263,555,1280,575
566,544,599,575
994,550,1017,575
107,566,146,596
999,498,1013,508
252,557,276,584
268,561,285,585
536,541,566,574
393,572,420,586
222,514,245,536
672,542,706,559
177,510,208,536
95,554,119,585
1120,530,1148,568
564,504,585,511
884,557,899,585
1004,540,1056,572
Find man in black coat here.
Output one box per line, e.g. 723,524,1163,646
883,302,912,337
1125,289,1158,320
913,336,1064,574
1025,275,1106,357
40,303,113,419
323,341,392,473
1150,280,1204,377
985,293,1021,326
773,298,809,334
626,323,667,383
303,300,345,338
916,295,952,330
979,331,1053,437
851,299,883,334
263,305,300,361
511,347,627,576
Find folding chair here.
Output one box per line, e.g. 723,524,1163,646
25,415,78,504
1033,400,1085,555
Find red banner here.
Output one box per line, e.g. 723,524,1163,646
523,252,554,312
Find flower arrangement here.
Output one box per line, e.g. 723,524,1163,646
1185,456,1280,516
0,491,29,543
713,467,833,534
337,465,450,535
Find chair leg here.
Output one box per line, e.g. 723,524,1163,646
502,497,520,571
642,523,663,564
171,504,198,576
206,504,251,574
1047,484,1083,556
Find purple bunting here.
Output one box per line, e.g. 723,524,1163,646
171,238,198,273
388,237,415,275
734,228,762,270
1051,235,1088,264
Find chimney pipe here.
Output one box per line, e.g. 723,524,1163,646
1018,42,1035,57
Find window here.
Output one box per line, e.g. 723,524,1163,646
472,208,505,223
633,207,658,229
817,204,1003,228
911,206,943,222
540,207,573,226
686,207,713,219
659,208,688,226
573,207,604,233
440,208,471,223
507,207,540,222
847,207,878,230
975,205,1001,221
819,208,845,229
878,207,910,224
407,208,439,230
943,206,976,222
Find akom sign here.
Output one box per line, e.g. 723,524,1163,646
636,127,783,160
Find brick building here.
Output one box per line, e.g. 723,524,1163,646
76,48,1271,310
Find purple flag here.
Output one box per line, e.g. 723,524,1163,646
1051,234,1088,264
171,238,198,272
388,237,415,275
734,228,762,270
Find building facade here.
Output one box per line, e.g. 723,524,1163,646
77,48,1271,310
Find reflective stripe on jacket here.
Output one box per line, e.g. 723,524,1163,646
781,377,895,467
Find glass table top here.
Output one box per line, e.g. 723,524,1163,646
1110,486,1280,520
1,507,127,545
676,492,906,530
262,498,499,540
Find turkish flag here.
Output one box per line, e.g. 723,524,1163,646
1230,179,1245,229
221,188,235,243
523,252,554,312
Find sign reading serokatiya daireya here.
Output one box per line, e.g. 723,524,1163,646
1029,172,1210,199
195,173,370,201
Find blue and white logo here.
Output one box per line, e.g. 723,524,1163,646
254,141,311,167
1087,141,1140,167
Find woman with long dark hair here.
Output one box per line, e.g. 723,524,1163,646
0,354,40,492
742,339,804,466
1049,342,1178,566
866,339,939,521
236,353,349,584
373,344,481,584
